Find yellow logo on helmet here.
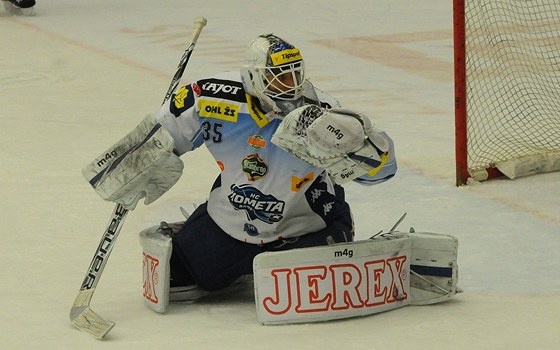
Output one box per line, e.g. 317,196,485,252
270,48,302,66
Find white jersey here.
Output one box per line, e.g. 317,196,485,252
154,71,396,244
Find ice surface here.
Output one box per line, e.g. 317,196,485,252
1,1,559,349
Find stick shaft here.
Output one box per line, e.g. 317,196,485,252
78,204,129,292
69,204,128,338
163,16,208,104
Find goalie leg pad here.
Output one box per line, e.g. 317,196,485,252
409,231,459,305
139,224,172,313
253,237,411,325
253,230,460,324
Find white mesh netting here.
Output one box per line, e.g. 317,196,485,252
464,0,560,178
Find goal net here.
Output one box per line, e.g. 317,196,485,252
454,0,560,185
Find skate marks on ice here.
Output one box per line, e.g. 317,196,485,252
313,30,453,83
120,25,245,67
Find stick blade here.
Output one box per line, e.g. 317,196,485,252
70,306,115,339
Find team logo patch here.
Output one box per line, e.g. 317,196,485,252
247,135,267,149
174,86,189,109
291,172,314,192
242,154,268,181
228,184,284,224
170,85,195,116
198,100,239,122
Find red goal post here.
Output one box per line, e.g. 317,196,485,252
454,0,560,186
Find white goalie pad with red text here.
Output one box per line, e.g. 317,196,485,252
139,224,172,314
253,236,411,325
253,231,459,325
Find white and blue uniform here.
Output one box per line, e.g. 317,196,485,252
155,71,397,245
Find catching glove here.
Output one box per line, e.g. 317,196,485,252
272,105,389,183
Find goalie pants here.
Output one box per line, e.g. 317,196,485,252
170,186,354,291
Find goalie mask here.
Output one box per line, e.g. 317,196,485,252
241,34,306,108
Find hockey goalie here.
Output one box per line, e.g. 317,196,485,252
83,33,459,324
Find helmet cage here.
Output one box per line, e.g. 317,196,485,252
242,34,306,102
259,60,305,100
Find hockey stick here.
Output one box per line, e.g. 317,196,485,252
163,16,208,104
69,204,128,339
69,16,208,339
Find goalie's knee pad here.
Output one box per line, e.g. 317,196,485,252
139,223,173,313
